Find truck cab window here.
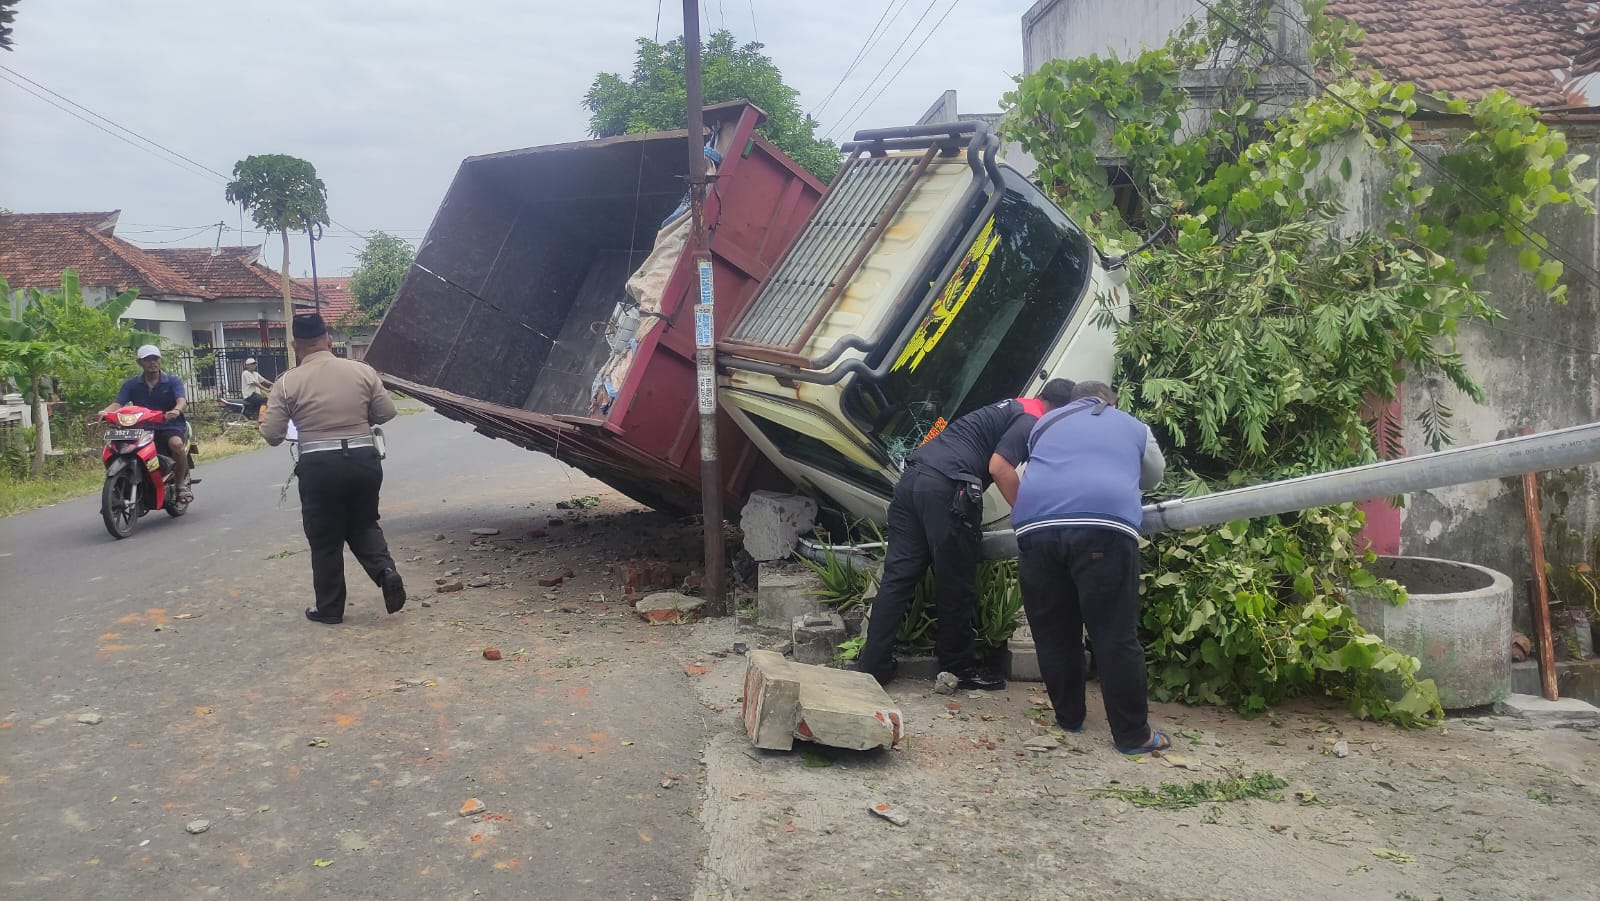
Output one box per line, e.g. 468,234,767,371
845,168,1094,465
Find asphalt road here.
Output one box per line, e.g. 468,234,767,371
0,410,708,899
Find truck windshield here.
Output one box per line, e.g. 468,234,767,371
844,168,1094,465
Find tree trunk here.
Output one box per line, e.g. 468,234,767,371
280,229,297,367
30,375,45,478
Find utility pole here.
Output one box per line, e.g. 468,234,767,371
684,0,726,615
307,222,323,316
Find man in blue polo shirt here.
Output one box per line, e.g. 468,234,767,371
104,344,191,499
1011,380,1168,755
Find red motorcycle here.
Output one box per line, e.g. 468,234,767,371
98,404,194,539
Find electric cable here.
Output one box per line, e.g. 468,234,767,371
0,71,221,185
0,63,232,181
833,0,964,139
808,0,908,120
825,0,943,140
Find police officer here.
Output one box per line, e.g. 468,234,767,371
856,379,1077,688
260,313,406,624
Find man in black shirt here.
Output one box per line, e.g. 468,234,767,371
857,379,1076,688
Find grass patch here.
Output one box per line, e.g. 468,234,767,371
0,431,268,518
1093,772,1288,810
0,457,106,516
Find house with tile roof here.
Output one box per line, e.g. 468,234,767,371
0,210,315,347
1016,0,1600,641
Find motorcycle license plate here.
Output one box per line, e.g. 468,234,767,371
106,428,147,440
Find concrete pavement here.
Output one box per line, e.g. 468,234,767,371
0,411,707,899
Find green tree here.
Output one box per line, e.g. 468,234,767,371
1001,0,1593,722
344,231,415,325
584,30,841,181
1,270,153,475
0,0,19,52
224,154,329,364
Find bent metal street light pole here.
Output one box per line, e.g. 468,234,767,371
684,0,727,614
981,420,1600,558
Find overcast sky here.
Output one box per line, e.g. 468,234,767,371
0,0,1026,275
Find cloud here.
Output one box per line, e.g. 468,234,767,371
0,0,1023,273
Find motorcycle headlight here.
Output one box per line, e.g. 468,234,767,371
117,411,140,427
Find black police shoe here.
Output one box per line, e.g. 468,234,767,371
954,668,1006,691
305,607,343,625
381,569,407,614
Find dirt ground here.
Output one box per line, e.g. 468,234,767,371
446,504,1600,901
468,503,1599,901
7,472,1595,900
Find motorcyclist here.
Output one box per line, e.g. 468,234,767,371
240,357,273,421
102,344,191,500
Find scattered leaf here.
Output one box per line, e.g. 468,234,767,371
1369,848,1414,863
313,859,335,868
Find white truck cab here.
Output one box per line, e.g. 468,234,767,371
717,122,1129,526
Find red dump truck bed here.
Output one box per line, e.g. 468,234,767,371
365,102,825,512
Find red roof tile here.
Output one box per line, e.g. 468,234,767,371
0,211,208,297
293,276,382,327
1328,0,1595,109
146,246,314,302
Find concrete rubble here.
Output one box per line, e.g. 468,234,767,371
741,650,902,751
1499,693,1600,728
738,491,818,561
635,591,706,624
755,563,823,632
791,611,847,665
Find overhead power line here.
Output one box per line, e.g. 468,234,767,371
0,63,231,182
825,0,951,142
809,0,910,120
2,63,387,248
833,0,964,139
0,71,221,185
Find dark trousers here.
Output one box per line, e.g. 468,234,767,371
243,393,267,421
297,447,395,618
860,465,981,675
1017,527,1150,749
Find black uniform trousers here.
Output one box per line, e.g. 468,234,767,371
859,464,982,677
297,446,396,619
1017,527,1151,749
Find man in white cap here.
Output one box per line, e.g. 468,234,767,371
103,344,191,498
239,356,273,421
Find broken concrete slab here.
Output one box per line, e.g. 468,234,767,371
1498,693,1600,728
1003,619,1042,682
739,491,818,561
741,650,902,751
635,591,706,625
756,563,822,632
791,611,847,665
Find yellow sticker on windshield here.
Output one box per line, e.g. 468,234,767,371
892,215,999,373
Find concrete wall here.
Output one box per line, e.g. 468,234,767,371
1313,125,1600,629
1022,0,1207,72
1394,139,1600,630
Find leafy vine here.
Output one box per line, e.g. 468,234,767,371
1001,0,1595,723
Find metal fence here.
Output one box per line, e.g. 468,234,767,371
166,345,347,403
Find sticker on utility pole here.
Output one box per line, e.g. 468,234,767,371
695,303,714,348
697,370,716,414
698,259,714,304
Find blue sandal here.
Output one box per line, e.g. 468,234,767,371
1118,729,1171,756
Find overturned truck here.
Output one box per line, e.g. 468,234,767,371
368,103,1128,522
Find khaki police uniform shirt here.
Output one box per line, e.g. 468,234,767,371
260,351,396,446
